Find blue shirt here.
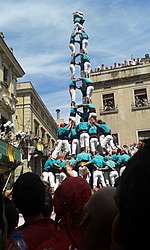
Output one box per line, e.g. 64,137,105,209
79,32,89,40
76,121,91,133
44,159,54,170
57,125,69,139
70,106,77,117
76,152,92,163
92,154,106,168
69,127,79,140
106,159,117,171
88,125,97,135
82,77,92,86
97,123,111,135
69,80,76,89
80,53,90,62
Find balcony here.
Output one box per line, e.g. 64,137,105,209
131,99,150,111
100,105,118,115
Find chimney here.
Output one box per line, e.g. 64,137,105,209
56,109,60,120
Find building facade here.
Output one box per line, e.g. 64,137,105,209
91,55,150,145
15,81,58,149
0,33,25,128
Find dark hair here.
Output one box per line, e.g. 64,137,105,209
119,138,150,250
3,196,19,236
12,172,45,218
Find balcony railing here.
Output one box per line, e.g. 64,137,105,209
131,100,150,111
100,105,118,115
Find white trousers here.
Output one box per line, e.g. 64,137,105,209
101,134,116,150
93,170,106,187
80,132,89,148
69,63,75,77
52,139,69,159
41,171,55,188
84,61,91,75
69,88,76,102
82,39,88,50
90,137,98,152
109,170,119,187
72,138,80,155
86,85,94,98
69,43,75,54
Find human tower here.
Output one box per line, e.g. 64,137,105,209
51,11,116,161
68,11,96,121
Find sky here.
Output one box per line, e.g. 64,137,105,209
0,0,150,122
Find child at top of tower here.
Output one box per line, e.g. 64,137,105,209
72,11,85,33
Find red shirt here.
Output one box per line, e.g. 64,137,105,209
6,216,56,250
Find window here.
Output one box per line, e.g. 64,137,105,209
41,111,45,120
34,102,38,111
34,120,39,136
41,128,45,141
138,130,150,141
112,133,119,146
134,88,148,107
46,134,51,146
103,93,115,111
3,67,8,86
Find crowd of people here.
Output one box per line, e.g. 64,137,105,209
91,53,150,73
0,138,149,250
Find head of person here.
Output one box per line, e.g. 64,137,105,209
53,177,91,223
80,187,118,250
12,172,45,219
111,138,150,250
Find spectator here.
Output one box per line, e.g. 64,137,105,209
36,177,91,250
111,138,150,250
80,187,118,250
6,172,56,250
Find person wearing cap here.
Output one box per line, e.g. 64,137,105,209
36,177,91,250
